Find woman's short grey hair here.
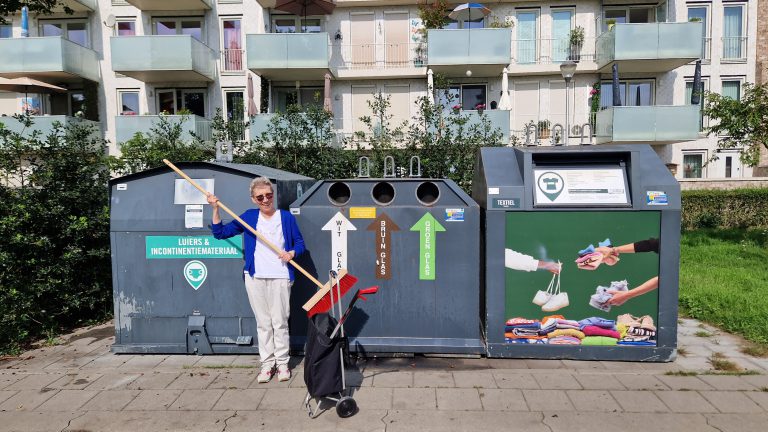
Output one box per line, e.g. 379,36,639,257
249,177,274,196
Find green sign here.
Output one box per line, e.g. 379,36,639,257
184,260,208,290
410,212,445,280
146,236,242,259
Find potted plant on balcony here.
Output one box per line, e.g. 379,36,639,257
414,43,426,67
606,19,617,31
569,26,585,62
688,17,702,22
452,104,461,114
537,119,551,139
475,103,486,114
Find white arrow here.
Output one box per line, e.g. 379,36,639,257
322,212,357,272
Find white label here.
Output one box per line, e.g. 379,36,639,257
533,168,628,205
322,212,357,272
290,208,300,215
185,205,204,229
175,179,214,205
116,183,127,191
488,187,500,195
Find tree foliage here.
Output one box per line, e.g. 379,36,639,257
0,114,111,354
0,1,71,24
703,82,768,166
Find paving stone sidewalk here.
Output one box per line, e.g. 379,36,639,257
0,318,766,431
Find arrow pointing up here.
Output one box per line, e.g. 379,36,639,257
366,212,401,280
322,212,357,272
409,212,446,281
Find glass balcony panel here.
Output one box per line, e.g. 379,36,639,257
115,115,211,144
246,33,329,69
597,23,703,68
427,28,511,65
110,36,215,81
0,115,99,136
0,37,100,82
596,105,700,143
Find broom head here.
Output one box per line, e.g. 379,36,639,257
303,269,358,317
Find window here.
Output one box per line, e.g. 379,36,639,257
437,84,487,112
721,80,741,100
272,16,322,33
600,81,654,109
602,7,655,31
118,90,139,116
722,5,745,60
153,18,204,41
156,89,206,117
551,10,573,62
685,80,707,131
687,6,709,59
273,87,323,112
115,20,136,36
682,153,704,178
517,11,538,64
443,17,484,29
0,24,11,38
224,90,246,140
221,18,243,72
725,156,732,178
39,19,90,47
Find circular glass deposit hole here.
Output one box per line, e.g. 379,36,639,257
416,181,440,206
371,182,395,205
327,182,351,206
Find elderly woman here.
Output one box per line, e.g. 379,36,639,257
207,177,305,383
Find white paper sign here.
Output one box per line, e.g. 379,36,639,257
533,168,629,205
175,179,214,205
185,205,204,229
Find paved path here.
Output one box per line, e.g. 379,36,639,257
0,318,766,431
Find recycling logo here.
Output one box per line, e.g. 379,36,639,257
184,260,208,290
537,171,565,202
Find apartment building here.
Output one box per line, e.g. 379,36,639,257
0,0,759,180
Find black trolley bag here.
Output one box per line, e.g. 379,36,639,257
303,313,345,398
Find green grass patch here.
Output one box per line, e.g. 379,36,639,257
694,331,713,338
677,347,689,357
708,352,741,372
680,229,768,351
665,370,698,376
741,344,768,358
701,370,761,376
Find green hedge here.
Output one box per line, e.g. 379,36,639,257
682,188,768,230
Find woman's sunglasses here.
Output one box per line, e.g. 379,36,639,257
253,193,274,203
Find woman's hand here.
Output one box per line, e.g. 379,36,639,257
279,250,295,263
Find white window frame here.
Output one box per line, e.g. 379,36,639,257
681,150,707,179
720,77,744,100
38,18,90,47
687,3,711,61
600,79,656,109
113,17,137,37
117,89,140,116
151,17,206,41
223,88,247,122
685,76,709,132
220,16,244,73
721,3,747,63
271,15,324,33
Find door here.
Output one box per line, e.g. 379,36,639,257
351,86,375,132
549,81,566,135
514,82,540,136
517,12,537,64
384,13,408,67
551,10,572,62
157,90,177,114
351,14,375,68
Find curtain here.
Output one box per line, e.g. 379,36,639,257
552,11,571,62
723,7,743,59
517,12,537,64
721,81,740,100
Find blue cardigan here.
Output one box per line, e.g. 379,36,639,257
211,209,306,281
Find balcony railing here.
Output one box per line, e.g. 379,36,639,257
702,37,712,60
0,37,100,82
221,48,245,72
722,36,747,61
512,38,596,65
115,114,212,144
427,28,511,66
124,0,211,10
331,43,425,69
0,115,100,137
246,33,329,71
110,36,216,82
595,105,701,144
596,22,703,71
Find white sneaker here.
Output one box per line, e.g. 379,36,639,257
541,292,569,312
257,366,275,384
277,365,291,382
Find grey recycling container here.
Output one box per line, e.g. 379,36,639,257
472,145,680,361
290,177,483,354
109,161,315,354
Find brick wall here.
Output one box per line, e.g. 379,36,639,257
756,0,768,176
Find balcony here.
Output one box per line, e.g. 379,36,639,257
330,43,427,79
247,33,329,80
55,0,96,11
115,115,212,144
596,23,703,73
722,37,747,62
595,105,700,144
510,38,597,75
427,28,511,76
111,36,216,82
125,0,211,10
0,37,100,82
0,115,100,137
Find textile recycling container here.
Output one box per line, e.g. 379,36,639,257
472,145,680,361
290,176,483,354
110,162,315,354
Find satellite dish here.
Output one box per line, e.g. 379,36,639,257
104,14,116,28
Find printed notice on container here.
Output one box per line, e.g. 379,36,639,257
533,168,629,206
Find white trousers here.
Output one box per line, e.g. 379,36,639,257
244,276,292,368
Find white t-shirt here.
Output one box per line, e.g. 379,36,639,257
252,210,290,279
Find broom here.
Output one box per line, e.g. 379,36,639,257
162,159,357,315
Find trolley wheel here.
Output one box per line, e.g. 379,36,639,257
336,396,357,418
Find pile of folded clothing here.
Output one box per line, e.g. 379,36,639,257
579,316,620,346
589,280,629,312
617,314,657,346
540,315,585,345
504,317,546,344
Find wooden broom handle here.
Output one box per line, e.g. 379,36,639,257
162,159,326,290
